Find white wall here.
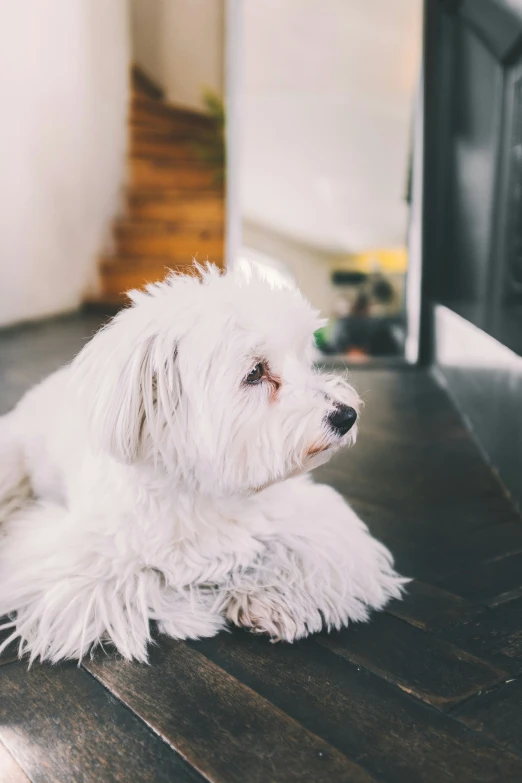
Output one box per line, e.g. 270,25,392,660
129,0,163,87
130,0,224,113
242,221,335,315
0,0,129,327
241,0,422,254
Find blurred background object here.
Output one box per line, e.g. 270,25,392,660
96,0,226,306
0,0,422,363
0,0,226,325
235,0,423,363
0,0,422,361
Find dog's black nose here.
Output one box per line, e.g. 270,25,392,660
328,405,357,436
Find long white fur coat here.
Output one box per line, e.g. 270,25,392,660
0,266,406,663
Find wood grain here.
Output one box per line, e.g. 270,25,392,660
453,678,522,757
438,552,522,606
192,631,522,783
439,598,522,675
130,137,201,160
317,613,507,711
84,641,374,783
129,158,218,191
0,662,202,783
320,491,522,583
126,191,224,223
385,580,483,630
91,72,225,306
130,98,216,132
113,221,224,259
317,436,507,514
348,368,469,445
3,323,522,782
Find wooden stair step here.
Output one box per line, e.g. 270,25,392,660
115,218,224,234
130,136,201,160
129,123,211,142
129,109,218,139
132,128,209,143
113,221,224,257
125,190,224,222
130,134,222,162
87,67,226,309
99,257,224,296
101,254,225,274
131,83,152,101
129,157,219,190
131,96,216,126
130,124,216,145
131,67,164,101
129,115,214,138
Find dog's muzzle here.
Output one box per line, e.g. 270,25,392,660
327,404,357,436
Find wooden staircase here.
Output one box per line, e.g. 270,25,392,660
91,71,225,306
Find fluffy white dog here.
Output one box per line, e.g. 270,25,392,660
0,264,406,663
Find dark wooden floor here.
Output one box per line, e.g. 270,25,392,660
1,315,522,782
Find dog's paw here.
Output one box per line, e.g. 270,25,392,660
224,590,322,642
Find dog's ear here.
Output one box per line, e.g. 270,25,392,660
70,310,179,464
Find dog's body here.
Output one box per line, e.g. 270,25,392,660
0,265,405,662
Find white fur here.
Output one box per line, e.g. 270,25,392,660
0,264,407,663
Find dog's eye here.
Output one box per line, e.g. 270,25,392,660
245,362,265,384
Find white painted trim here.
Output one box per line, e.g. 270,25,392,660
405,62,425,364
434,304,522,367
224,0,244,271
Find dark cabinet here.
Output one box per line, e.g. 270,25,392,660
424,0,522,353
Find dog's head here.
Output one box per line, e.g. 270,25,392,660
72,264,360,495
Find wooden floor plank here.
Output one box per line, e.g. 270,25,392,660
385,580,484,630
0,741,30,783
316,436,506,515
2,320,522,781
317,614,507,711
342,507,522,584
319,370,509,516
191,631,522,783
84,642,375,783
438,598,522,676
348,368,485,445
0,662,202,783
0,316,105,415
453,678,522,758
437,552,522,606
348,492,520,540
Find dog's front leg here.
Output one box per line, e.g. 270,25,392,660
224,478,407,641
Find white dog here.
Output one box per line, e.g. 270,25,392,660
0,264,406,663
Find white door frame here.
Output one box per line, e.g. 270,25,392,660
224,0,243,271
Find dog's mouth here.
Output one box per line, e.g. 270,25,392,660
307,426,357,459
307,444,331,458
